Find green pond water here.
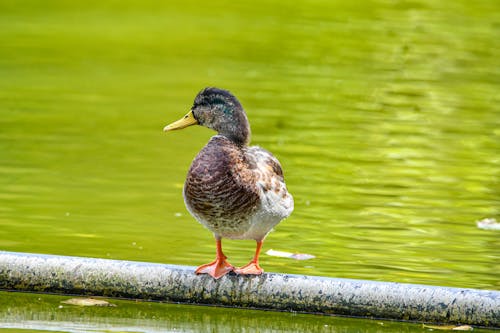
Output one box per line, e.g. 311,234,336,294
2,291,498,333
1,0,499,331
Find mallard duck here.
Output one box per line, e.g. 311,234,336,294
164,87,293,279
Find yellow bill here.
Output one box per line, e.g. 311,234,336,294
163,111,198,132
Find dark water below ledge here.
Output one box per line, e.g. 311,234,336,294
1,291,498,333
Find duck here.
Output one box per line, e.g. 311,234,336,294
164,87,294,279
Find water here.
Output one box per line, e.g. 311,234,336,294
0,0,499,331
0,291,498,333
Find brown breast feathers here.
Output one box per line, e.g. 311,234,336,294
184,136,260,226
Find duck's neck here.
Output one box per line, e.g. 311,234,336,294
219,108,251,146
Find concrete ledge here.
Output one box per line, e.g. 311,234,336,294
0,251,498,327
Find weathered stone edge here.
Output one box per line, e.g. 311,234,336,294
0,251,498,327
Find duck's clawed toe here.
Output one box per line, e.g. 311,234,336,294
195,258,234,279
234,261,263,276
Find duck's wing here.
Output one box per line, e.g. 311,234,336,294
246,146,294,219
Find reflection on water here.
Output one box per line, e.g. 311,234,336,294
3,291,499,333
0,0,499,292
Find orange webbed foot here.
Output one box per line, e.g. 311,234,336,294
234,261,264,275
195,257,234,279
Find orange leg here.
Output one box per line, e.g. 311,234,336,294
195,238,234,279
234,240,264,275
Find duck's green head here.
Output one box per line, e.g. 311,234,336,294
164,87,251,146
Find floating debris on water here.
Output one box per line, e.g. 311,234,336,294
61,298,116,307
423,324,473,331
266,249,315,260
476,218,500,230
